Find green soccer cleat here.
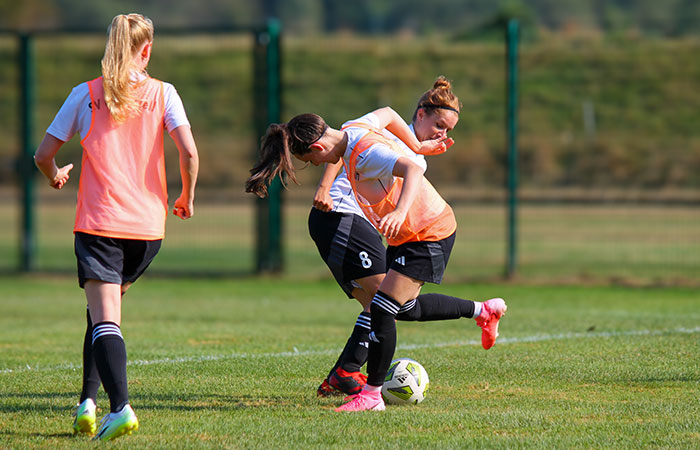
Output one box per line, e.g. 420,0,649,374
72,398,97,436
93,404,139,441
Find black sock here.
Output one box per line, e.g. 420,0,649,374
396,293,476,322
366,291,400,386
80,307,101,403
336,311,371,373
92,322,128,413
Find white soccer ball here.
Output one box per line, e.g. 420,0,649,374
381,358,429,405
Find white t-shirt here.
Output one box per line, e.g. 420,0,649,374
327,112,426,217
46,74,190,142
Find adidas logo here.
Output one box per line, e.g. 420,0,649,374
369,332,379,343
394,256,406,266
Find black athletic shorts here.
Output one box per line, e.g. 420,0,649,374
74,231,162,288
386,232,456,284
308,208,386,297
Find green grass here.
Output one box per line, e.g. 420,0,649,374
1,276,699,448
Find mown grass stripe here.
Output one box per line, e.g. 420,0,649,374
2,326,698,375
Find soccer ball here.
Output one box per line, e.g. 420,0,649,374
381,358,429,405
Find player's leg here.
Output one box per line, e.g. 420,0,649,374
85,281,127,412
391,234,507,349
73,280,136,435
322,273,384,395
336,269,421,411
337,274,382,372
337,233,507,411
85,280,138,441
75,234,160,440
309,209,386,396
72,306,100,435
74,232,128,436
91,238,160,440
80,307,101,401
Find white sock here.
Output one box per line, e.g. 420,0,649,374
472,302,483,319
363,384,382,394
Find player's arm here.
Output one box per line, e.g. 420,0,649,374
371,106,452,155
34,133,73,190
313,160,342,211
377,156,423,239
169,125,199,219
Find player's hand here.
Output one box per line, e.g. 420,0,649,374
50,163,73,189
312,189,334,212
173,195,194,219
378,209,407,240
415,137,454,156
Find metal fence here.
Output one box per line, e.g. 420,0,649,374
1,27,698,285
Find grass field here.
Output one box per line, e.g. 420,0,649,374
2,192,699,285
1,275,698,448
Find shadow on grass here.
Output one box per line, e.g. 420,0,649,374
0,430,77,440
135,392,307,411
0,391,309,414
0,392,85,441
0,391,76,413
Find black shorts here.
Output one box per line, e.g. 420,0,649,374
386,232,456,284
74,232,162,288
308,208,386,297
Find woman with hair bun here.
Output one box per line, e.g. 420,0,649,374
310,76,476,398
246,78,507,412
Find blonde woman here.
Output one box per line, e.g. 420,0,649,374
34,13,199,440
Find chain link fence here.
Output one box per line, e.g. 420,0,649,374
1,32,698,284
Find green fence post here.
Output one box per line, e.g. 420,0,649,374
505,19,519,278
253,19,283,273
19,33,36,272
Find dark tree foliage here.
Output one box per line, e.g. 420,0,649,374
2,0,699,37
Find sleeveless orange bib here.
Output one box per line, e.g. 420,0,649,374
342,123,456,246
75,76,167,240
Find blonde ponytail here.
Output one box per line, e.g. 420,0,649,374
101,14,154,123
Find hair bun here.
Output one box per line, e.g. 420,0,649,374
433,75,451,90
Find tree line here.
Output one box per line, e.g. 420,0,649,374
3,0,700,37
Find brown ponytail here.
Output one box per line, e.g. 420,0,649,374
245,113,328,198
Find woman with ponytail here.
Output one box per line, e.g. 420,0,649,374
307,77,482,398
34,13,199,440
246,88,507,412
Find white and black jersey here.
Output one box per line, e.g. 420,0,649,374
307,112,429,296
46,72,190,142
308,208,385,297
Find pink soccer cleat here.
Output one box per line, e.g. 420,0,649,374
475,297,507,350
334,389,385,412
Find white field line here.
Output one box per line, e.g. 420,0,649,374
2,326,699,375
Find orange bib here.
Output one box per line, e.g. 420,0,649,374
342,123,456,246
75,76,167,240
